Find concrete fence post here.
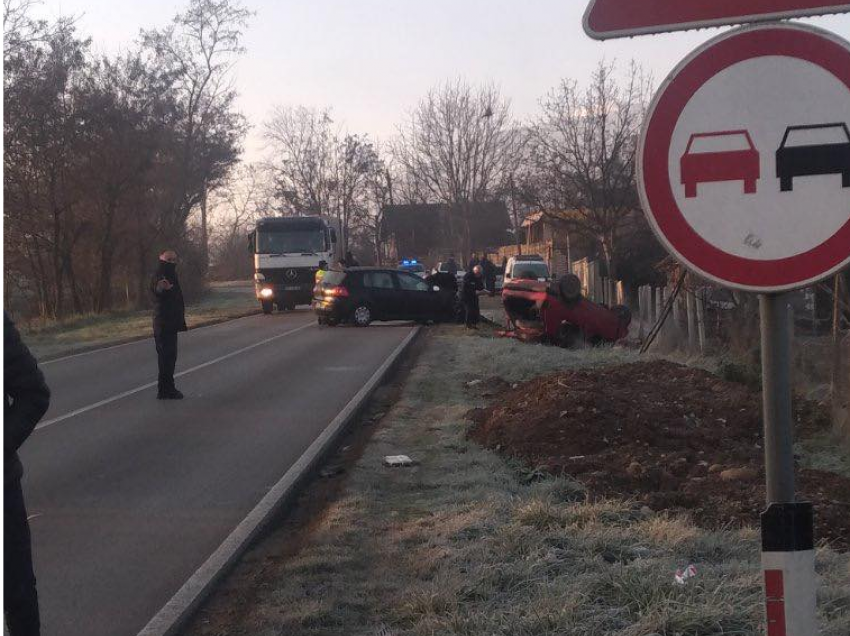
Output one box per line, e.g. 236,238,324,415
696,289,707,353
671,284,683,349
686,287,698,353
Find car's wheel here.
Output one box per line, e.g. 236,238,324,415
285,302,297,311
556,322,582,349
557,274,582,303
612,304,632,326
353,305,372,327
261,300,274,315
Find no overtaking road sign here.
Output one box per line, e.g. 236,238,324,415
637,23,850,293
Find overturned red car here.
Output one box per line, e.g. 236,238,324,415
501,274,631,346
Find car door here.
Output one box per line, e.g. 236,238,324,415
396,272,434,319
361,271,400,320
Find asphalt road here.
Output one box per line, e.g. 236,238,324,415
20,310,415,636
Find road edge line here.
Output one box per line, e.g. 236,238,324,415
136,325,422,636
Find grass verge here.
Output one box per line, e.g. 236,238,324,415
21,282,258,360
183,324,850,636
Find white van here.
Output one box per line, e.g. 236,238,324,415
503,256,550,286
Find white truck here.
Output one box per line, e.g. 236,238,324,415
249,216,344,314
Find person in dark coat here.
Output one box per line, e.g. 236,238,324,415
461,265,485,328
5,312,50,636
445,256,459,277
151,250,187,400
480,255,497,295
344,251,359,267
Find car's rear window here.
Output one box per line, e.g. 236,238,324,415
511,262,550,279
363,271,395,289
322,271,346,286
688,132,751,154
784,125,849,147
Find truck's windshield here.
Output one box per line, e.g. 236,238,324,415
256,229,327,254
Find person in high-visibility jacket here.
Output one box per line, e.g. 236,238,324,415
314,260,328,286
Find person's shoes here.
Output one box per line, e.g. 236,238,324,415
157,389,184,400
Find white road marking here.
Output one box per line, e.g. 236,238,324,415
39,313,262,366
35,322,314,431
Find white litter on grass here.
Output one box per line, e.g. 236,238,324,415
674,564,698,585
466,379,482,387
383,455,415,467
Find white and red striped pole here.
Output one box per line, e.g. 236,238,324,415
759,295,817,636
761,503,817,636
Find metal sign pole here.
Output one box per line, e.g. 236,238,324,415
759,293,817,636
760,294,795,503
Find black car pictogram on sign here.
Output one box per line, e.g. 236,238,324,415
776,123,850,192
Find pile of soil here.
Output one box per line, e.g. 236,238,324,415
467,360,850,549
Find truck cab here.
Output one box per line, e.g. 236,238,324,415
249,216,343,314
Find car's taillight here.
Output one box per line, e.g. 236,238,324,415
325,286,349,297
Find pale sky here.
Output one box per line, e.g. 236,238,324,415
34,1,850,162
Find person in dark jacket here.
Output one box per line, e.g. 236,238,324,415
480,255,497,295
344,251,359,267
151,250,187,400
467,254,480,273
461,265,485,328
445,256,459,277
5,312,50,636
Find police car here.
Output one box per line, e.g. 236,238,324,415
398,259,427,278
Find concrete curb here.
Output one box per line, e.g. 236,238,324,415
136,326,422,636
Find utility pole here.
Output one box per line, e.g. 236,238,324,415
510,174,522,256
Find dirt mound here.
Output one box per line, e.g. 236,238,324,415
467,360,850,549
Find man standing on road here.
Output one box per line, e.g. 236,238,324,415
5,312,51,636
152,250,187,400
461,265,485,329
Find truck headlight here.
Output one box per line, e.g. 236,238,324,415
260,288,273,298
254,273,266,282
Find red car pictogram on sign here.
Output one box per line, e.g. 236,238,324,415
680,130,760,198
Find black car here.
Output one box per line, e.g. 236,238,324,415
776,122,850,192
312,267,456,326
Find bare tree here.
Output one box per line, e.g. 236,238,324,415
263,106,338,217
394,80,521,257
207,163,272,279
525,61,651,278
4,1,248,319
141,0,251,270
263,107,380,252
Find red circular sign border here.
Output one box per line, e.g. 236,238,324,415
640,24,850,292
